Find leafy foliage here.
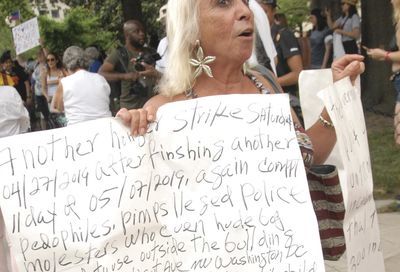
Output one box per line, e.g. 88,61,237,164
278,0,310,30
0,0,35,56
62,0,167,48
39,7,115,56
142,0,167,45
0,0,34,28
62,0,123,44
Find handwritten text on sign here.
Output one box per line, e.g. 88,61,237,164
0,94,325,272
319,79,385,272
12,17,40,55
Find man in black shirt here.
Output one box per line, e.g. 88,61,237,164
257,0,304,122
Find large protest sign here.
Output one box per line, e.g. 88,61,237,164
0,94,325,272
318,79,385,272
12,17,40,55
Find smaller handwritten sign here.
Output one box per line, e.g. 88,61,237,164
318,78,385,272
12,17,40,55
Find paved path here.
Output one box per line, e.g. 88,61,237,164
325,202,400,272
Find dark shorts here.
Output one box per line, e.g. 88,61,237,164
35,95,50,120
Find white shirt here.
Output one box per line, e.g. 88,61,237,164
248,0,277,75
0,86,29,138
156,37,168,73
61,70,111,125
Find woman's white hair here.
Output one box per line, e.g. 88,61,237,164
157,0,200,97
63,46,89,71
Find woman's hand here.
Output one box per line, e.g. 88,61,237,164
365,47,387,61
331,54,365,84
116,106,157,136
334,29,343,35
117,95,171,136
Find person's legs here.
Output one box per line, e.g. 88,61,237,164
393,76,400,145
35,95,50,130
394,102,400,145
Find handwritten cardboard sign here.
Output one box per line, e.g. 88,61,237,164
0,94,325,272
12,17,40,55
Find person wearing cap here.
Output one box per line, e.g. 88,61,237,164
257,0,304,122
155,4,168,73
325,0,360,55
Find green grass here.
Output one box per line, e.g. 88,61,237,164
367,114,400,199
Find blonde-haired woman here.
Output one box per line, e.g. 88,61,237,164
118,0,364,165
366,0,400,145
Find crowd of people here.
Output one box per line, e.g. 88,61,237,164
0,0,367,141
7,0,400,150
3,0,394,270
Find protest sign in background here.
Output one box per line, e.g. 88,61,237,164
12,17,40,55
0,94,325,272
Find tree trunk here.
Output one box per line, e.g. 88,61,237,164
361,0,395,114
121,0,142,22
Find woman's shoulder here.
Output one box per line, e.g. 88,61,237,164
143,93,176,111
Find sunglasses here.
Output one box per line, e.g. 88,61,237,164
47,58,55,62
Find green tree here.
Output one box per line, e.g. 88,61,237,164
278,0,310,31
0,0,34,27
39,7,114,55
62,0,166,48
0,0,34,54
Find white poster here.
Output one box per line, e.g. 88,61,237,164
299,71,385,272
0,94,325,272
12,17,40,55
318,78,385,272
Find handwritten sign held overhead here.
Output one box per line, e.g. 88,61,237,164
12,17,40,55
0,94,325,272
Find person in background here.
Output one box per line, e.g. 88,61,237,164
99,20,160,110
53,46,111,126
0,85,30,137
155,4,168,74
85,46,103,73
32,49,50,130
325,0,360,55
249,0,278,75
274,13,288,27
41,52,66,106
309,8,332,69
257,0,304,123
0,85,29,272
365,0,400,145
0,50,31,105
